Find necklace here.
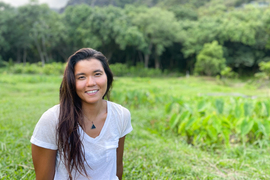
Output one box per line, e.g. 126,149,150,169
91,121,96,129
83,102,106,130
83,115,97,130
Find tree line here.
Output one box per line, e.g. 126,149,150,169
1,0,270,76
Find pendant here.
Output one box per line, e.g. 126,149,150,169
91,123,96,129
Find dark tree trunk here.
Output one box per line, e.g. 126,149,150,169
144,43,152,68
42,35,49,63
144,54,149,68
23,48,27,65
154,53,160,69
16,49,21,63
35,39,45,66
138,51,144,63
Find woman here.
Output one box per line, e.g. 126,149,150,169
30,48,132,180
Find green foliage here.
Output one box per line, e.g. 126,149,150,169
1,75,270,179
9,62,65,75
254,61,270,80
110,63,163,77
109,63,130,76
0,55,8,67
1,0,270,77
194,41,226,76
167,5,198,20
166,96,270,147
258,61,270,76
254,72,268,80
131,6,181,68
220,66,238,78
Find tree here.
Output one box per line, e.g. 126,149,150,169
13,3,65,65
60,4,93,60
0,2,15,60
194,41,226,76
78,6,144,60
131,7,181,68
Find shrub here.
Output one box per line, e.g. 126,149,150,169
254,72,268,80
220,66,238,78
255,61,270,80
110,63,163,77
0,56,8,67
109,63,130,76
10,62,65,75
194,41,226,76
43,62,65,75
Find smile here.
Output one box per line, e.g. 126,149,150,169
86,90,98,94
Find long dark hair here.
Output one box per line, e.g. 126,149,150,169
58,48,113,179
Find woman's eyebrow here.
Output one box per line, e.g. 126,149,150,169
93,69,103,73
75,73,85,76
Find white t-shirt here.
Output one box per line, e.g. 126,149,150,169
30,101,133,180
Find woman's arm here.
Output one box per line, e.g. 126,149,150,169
31,144,57,180
116,136,126,180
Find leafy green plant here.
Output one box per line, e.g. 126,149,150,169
194,41,226,76
9,62,65,75
110,63,163,77
166,96,270,147
220,66,238,78
255,61,270,80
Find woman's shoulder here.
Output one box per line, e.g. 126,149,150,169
31,104,59,150
38,104,60,125
108,101,130,113
108,101,130,118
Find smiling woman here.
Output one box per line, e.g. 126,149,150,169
30,48,132,180
74,59,108,106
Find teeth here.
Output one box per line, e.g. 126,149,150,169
86,90,98,93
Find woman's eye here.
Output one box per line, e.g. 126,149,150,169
95,73,102,76
78,76,85,79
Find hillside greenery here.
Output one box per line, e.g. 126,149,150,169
1,0,270,76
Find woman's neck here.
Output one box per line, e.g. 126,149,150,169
81,100,107,120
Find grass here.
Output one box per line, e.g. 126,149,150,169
0,74,270,179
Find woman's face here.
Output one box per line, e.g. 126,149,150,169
74,59,108,106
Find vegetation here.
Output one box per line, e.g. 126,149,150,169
194,41,226,76
2,0,270,179
1,74,270,179
1,0,270,76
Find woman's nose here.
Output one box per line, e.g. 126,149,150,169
86,76,96,86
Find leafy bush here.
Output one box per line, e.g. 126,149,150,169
109,63,130,76
110,63,163,77
43,62,65,75
259,61,270,76
194,41,226,76
254,72,268,80
220,66,238,78
166,96,270,147
0,56,8,67
11,64,24,74
9,62,65,75
255,61,270,80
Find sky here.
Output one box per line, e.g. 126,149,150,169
0,0,69,8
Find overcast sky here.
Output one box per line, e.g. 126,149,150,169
0,0,69,8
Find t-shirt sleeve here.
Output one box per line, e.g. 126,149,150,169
120,107,133,137
30,106,58,150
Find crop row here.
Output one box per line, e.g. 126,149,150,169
111,89,270,147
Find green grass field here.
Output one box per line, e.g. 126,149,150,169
1,74,270,179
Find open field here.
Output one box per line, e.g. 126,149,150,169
0,74,270,179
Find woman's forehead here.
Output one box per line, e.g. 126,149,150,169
74,59,104,72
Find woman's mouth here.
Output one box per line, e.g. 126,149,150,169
86,90,98,95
